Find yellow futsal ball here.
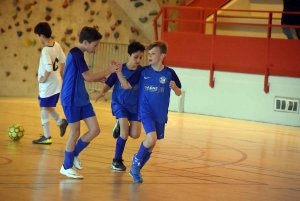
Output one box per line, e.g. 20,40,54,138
8,124,25,141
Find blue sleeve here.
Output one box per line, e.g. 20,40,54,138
105,73,117,87
73,51,89,73
171,69,182,88
127,67,144,86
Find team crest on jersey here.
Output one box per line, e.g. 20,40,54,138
159,76,167,84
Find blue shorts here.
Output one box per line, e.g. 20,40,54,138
114,109,139,122
63,103,95,123
142,118,165,140
38,94,60,107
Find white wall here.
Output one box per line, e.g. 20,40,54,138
169,67,300,127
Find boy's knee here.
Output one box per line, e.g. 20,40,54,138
129,132,140,139
145,138,156,147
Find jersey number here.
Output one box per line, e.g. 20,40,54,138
53,58,59,71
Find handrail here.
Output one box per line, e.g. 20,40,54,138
217,14,281,20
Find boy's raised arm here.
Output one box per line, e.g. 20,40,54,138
116,71,132,89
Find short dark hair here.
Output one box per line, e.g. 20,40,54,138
148,41,167,54
128,41,145,55
34,22,52,38
79,26,102,43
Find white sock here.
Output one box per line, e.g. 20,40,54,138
49,110,63,126
41,110,50,138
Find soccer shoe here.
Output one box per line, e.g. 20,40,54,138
129,170,143,183
112,119,120,139
111,158,126,171
32,136,52,144
73,156,83,170
132,154,142,178
59,119,68,137
60,165,83,179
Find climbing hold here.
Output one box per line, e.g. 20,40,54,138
51,36,55,39
36,72,38,77
61,37,67,42
104,32,110,37
64,42,70,47
96,11,99,15
38,47,42,52
114,45,118,50
71,36,76,41
62,0,68,8
24,2,36,10
57,17,61,21
106,10,112,18
52,23,55,26
134,2,144,7
46,7,52,12
116,20,122,26
1,28,5,33
129,39,136,44
6,71,10,77
26,27,32,32
4,46,8,49
32,39,37,46
149,10,158,16
90,10,95,15
22,79,26,82
90,0,96,2
12,14,17,20
139,17,148,23
102,0,107,2
84,2,89,11
131,27,139,35
114,32,119,39
17,31,22,37
23,39,32,46
15,22,19,26
88,18,94,23
23,65,28,71
110,25,115,31
16,7,21,12
27,11,32,18
14,53,17,57
45,15,51,21
24,20,28,24
64,29,73,35
8,25,12,29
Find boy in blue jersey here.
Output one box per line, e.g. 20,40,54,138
95,42,145,171
33,22,68,144
59,26,120,179
116,41,182,183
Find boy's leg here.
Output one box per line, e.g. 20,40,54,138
33,108,52,144
49,109,68,137
112,118,129,171
60,121,83,178
129,121,141,139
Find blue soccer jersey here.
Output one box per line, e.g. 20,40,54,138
106,63,142,114
127,65,182,124
61,47,90,107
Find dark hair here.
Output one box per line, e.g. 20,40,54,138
128,41,145,55
34,22,52,38
148,41,167,54
79,26,102,43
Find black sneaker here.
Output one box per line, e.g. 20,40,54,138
59,119,68,137
112,119,120,139
32,135,52,144
111,158,126,171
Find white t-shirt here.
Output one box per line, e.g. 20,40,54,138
38,42,66,98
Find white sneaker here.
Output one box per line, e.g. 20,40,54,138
60,165,83,179
73,156,83,170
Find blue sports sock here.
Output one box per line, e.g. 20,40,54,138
136,142,150,160
114,136,127,160
140,152,152,169
63,151,75,169
74,138,90,156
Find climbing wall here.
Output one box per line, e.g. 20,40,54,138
0,0,152,97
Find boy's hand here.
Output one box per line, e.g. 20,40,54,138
97,77,107,83
169,80,178,90
109,60,122,73
95,92,105,103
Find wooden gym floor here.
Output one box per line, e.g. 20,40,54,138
0,97,299,201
